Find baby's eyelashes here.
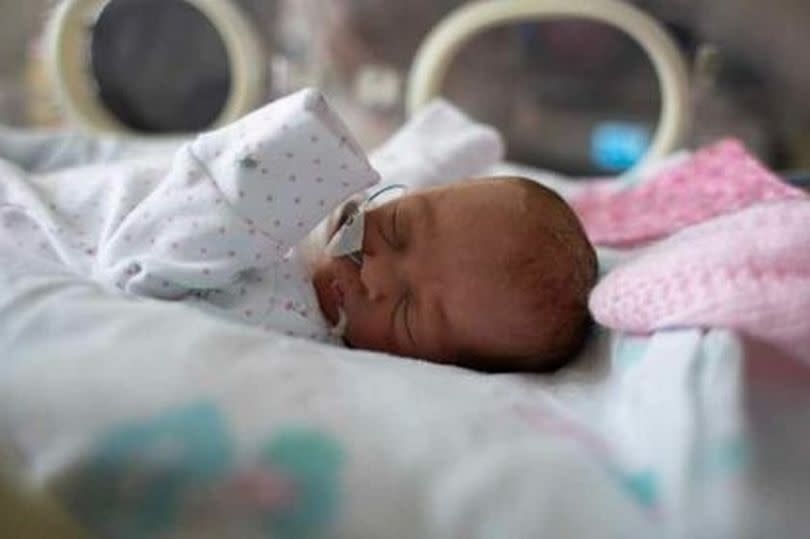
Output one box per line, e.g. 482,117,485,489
393,291,417,349
391,203,401,248
402,295,417,347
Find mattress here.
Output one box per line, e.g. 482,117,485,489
1,124,809,538
0,196,781,539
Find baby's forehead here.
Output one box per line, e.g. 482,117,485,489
403,179,577,257
430,179,555,218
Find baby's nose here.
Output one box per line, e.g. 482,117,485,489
360,252,401,302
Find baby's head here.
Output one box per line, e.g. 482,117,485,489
313,177,597,372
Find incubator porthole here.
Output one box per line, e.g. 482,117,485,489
90,0,232,133
45,0,267,135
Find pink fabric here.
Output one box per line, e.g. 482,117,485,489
590,199,810,362
572,139,806,248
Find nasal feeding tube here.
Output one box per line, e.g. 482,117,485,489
324,184,407,338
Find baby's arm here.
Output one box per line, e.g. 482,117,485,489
96,89,379,298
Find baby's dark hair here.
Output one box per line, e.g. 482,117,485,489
473,177,598,373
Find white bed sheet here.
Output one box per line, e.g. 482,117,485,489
0,213,755,539
2,122,803,538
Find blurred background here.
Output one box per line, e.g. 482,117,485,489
0,0,808,176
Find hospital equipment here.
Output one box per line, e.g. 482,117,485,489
406,0,690,172
2,1,809,538
325,184,407,262
45,0,267,133
43,0,691,174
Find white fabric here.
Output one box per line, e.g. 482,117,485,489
0,97,766,538
0,260,754,538
0,125,184,174
371,99,504,189
0,88,379,343
0,92,506,346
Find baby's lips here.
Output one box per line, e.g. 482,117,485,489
331,281,345,312
314,270,343,327
323,280,346,328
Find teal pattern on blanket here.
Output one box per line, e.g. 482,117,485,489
692,436,749,479
617,469,659,509
614,335,650,369
260,427,346,539
57,401,231,539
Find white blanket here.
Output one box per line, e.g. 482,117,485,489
2,264,754,539
0,100,773,539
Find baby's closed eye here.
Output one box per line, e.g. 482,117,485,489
393,290,416,348
390,202,404,249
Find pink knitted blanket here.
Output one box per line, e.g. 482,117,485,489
572,139,805,248
574,140,810,360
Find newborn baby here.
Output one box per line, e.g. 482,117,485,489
0,89,596,371
313,177,597,371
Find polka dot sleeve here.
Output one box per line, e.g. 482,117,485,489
95,88,379,298
191,88,379,248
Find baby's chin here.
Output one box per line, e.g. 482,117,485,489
311,256,341,327
297,193,368,336
290,212,340,331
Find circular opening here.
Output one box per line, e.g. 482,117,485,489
407,0,691,174
90,0,232,133
444,21,660,175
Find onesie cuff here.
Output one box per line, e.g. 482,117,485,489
190,88,380,246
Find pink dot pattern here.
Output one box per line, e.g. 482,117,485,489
0,89,380,344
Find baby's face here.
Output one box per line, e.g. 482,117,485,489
312,180,544,368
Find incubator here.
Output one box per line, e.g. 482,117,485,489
0,3,809,538
8,0,807,174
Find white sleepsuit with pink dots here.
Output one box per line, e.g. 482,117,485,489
0,89,380,342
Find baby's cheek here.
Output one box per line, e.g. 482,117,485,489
344,306,395,354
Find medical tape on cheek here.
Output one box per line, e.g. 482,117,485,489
325,184,407,260
325,206,365,259
324,185,408,337
330,307,349,338
323,202,364,338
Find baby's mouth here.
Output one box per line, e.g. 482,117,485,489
330,281,345,315
331,307,349,338
313,263,349,337
314,272,338,323
324,281,349,338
